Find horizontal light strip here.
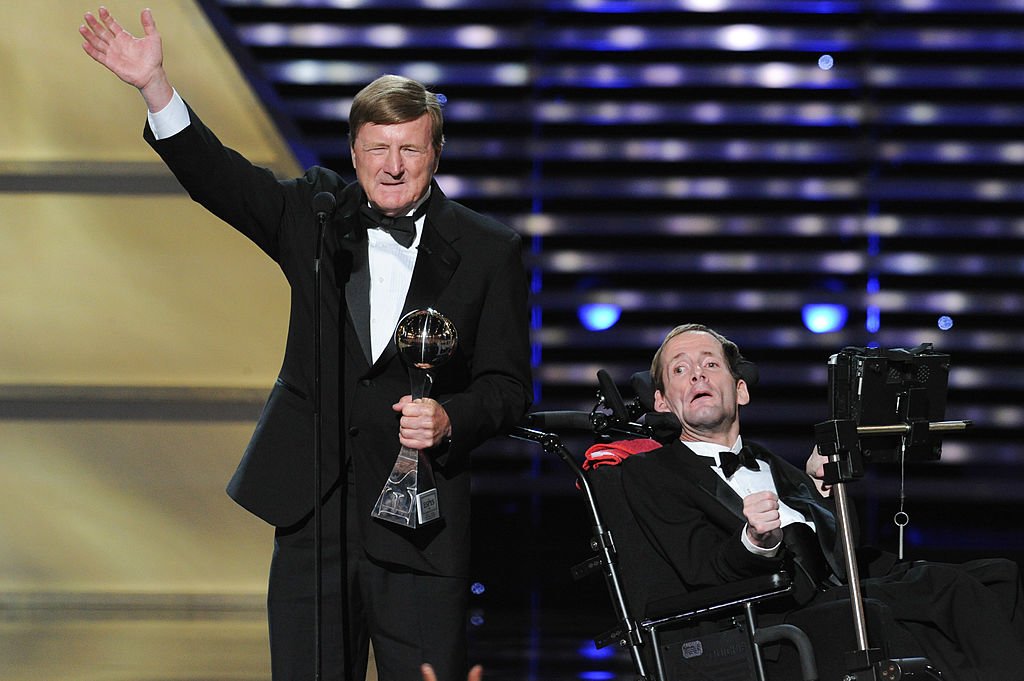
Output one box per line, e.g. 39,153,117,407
430,174,1024,202
531,290,1024,315
238,24,914,52
238,23,522,49
268,60,1024,91
505,214,1024,238
530,251,1024,276
287,98,1024,128
221,0,1022,14
532,327,1024,355
263,60,529,86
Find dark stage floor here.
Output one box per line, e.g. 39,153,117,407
1,603,635,681
6,472,1019,681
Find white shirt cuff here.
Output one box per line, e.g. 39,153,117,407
147,90,190,140
741,524,781,558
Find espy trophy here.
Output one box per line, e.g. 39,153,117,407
371,308,458,528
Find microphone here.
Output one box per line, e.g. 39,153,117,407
522,411,594,432
313,191,336,221
313,192,336,263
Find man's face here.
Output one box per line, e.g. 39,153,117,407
351,114,439,217
653,331,749,442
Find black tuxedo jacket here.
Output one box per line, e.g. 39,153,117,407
145,104,533,577
619,439,849,601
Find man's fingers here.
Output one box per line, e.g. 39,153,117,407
83,12,106,40
140,8,157,36
83,10,121,46
80,25,103,55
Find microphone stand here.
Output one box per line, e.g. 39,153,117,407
311,191,336,681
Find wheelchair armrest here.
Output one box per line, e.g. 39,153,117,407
642,571,792,629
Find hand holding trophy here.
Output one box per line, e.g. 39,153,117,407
371,308,458,528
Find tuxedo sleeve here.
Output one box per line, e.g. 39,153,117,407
434,231,532,464
142,101,316,264
622,456,785,589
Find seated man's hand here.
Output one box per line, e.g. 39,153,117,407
805,446,833,496
743,491,783,548
393,396,452,450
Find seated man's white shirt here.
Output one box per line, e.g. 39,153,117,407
688,437,815,557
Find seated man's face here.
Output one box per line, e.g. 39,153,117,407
653,331,749,441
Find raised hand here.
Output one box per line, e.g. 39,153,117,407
804,446,833,497
80,7,172,111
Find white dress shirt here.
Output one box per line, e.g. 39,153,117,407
687,436,814,557
366,202,425,362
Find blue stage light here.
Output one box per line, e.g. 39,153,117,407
866,305,881,333
938,315,954,331
578,303,622,331
578,641,616,660
802,303,848,334
471,582,486,595
578,673,615,680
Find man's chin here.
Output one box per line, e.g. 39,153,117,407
684,409,729,431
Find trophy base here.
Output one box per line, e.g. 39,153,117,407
370,448,441,529
371,488,440,528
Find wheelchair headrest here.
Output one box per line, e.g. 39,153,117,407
629,359,760,413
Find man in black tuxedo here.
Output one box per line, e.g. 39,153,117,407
81,8,532,681
620,323,1024,681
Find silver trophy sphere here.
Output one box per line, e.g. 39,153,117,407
395,308,458,374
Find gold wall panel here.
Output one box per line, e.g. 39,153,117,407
1,0,304,600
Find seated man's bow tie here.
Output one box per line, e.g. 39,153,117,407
718,446,762,477
358,203,423,248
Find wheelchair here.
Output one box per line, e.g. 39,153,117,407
512,367,944,681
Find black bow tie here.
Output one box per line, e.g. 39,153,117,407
358,203,424,248
718,446,761,477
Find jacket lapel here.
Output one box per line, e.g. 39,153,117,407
335,185,373,365
763,449,845,581
667,441,747,524
370,183,461,372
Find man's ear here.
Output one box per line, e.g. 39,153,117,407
653,389,670,413
736,379,750,407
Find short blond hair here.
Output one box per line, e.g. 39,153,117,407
650,323,745,393
348,74,445,154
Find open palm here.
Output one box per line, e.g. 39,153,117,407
80,7,163,90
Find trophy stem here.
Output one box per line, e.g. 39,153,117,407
370,369,441,528
410,369,431,401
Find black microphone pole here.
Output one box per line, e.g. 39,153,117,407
311,190,336,681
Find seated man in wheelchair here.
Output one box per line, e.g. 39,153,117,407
619,322,1024,681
